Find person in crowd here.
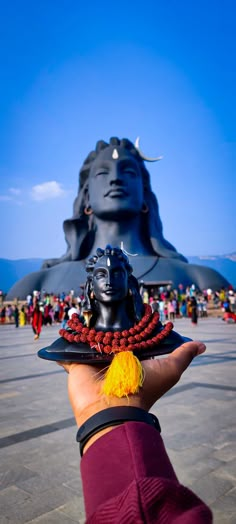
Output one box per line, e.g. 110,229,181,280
142,289,149,304
150,297,159,314
164,300,168,321
157,297,165,322
43,303,53,326
54,300,60,323
26,293,32,307
19,306,27,326
167,299,175,320
190,296,198,325
187,297,192,318
31,302,43,340
13,305,19,328
223,297,231,313
228,290,236,313
61,301,70,328
0,306,6,324
5,304,13,323
68,301,80,319
180,298,187,317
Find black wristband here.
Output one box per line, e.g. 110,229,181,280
76,406,161,456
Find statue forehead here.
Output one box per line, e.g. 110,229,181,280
92,145,138,165
93,255,126,271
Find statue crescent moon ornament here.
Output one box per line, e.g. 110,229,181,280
134,137,163,162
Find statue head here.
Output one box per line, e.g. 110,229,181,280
42,137,187,266
72,138,160,223
82,245,144,327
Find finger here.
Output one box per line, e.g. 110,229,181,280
141,341,206,407
56,361,69,373
56,361,78,373
167,340,206,376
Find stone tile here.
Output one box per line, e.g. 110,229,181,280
27,509,79,523
0,485,79,523
211,487,236,512
167,444,212,466
168,453,225,486
190,472,234,505
0,465,39,490
64,476,83,494
0,486,31,509
212,458,236,481
212,442,236,462
213,511,236,524
2,499,52,523
57,495,86,522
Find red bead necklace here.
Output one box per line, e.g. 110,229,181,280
59,304,173,355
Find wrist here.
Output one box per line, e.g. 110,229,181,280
76,406,161,456
73,396,143,428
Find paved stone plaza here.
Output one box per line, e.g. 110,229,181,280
0,318,235,523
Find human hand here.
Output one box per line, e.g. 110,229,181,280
59,341,206,428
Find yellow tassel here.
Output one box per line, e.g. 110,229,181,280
102,351,144,398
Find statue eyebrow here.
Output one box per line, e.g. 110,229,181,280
119,159,137,169
94,264,124,274
93,162,110,173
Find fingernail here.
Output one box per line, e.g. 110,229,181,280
197,342,206,354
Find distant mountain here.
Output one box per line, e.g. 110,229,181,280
0,254,235,294
0,258,44,295
187,254,236,287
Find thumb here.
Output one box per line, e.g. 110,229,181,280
167,340,206,376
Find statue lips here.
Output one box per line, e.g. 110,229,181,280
102,286,120,297
104,288,119,295
104,188,129,198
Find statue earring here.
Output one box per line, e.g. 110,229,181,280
141,202,149,214
90,291,95,299
84,205,93,216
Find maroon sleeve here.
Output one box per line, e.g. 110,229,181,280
80,422,212,523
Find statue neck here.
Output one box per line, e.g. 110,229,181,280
93,301,133,331
90,216,151,256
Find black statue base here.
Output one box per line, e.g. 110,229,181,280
38,330,192,364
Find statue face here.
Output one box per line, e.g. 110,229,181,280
92,256,129,303
88,146,144,218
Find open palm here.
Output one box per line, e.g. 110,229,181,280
60,340,206,428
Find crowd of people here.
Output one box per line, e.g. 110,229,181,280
0,289,83,339
140,284,236,325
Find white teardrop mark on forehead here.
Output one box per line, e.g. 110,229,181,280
112,148,119,159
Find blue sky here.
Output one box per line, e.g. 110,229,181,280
0,0,235,259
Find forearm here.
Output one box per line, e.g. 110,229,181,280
80,422,212,523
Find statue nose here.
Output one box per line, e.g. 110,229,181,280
105,273,113,286
109,166,123,185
